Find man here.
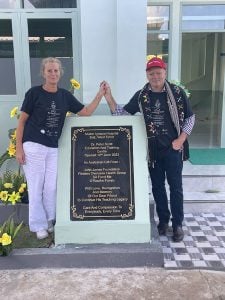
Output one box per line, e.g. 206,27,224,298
104,57,195,242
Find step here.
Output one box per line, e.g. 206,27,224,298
183,191,225,202
183,161,225,193
183,161,225,176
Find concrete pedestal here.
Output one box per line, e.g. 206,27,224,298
55,116,150,245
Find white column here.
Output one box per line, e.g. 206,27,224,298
169,0,181,81
116,0,147,103
80,0,117,104
80,0,147,105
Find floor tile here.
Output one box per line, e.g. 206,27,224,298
157,213,225,270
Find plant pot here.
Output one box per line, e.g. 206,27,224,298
0,202,29,225
21,191,29,204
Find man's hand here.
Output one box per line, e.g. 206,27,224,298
172,132,188,150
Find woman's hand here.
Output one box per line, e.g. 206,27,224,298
16,146,25,165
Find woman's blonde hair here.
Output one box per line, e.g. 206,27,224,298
40,57,64,77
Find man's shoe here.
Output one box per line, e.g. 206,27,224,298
157,223,169,236
36,230,48,240
173,226,184,242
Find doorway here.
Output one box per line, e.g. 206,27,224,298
181,32,225,148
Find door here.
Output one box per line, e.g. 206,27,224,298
181,32,225,148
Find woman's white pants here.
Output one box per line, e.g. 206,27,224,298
23,142,58,232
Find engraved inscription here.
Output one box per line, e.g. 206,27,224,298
70,126,135,220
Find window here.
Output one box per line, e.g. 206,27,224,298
147,5,170,66
0,0,17,8
147,6,169,31
28,18,73,88
0,11,79,99
23,0,77,8
182,5,225,30
0,19,16,94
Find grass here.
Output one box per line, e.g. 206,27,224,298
13,224,54,249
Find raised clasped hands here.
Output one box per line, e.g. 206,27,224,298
100,81,112,99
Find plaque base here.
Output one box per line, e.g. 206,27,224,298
55,116,151,245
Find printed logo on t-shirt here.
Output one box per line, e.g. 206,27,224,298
45,100,61,137
150,98,168,135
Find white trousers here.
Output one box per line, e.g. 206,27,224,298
23,142,58,232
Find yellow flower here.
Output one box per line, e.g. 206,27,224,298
11,130,17,140
10,106,18,118
0,191,9,201
146,54,163,61
4,183,13,189
70,78,80,90
7,142,16,157
19,187,24,194
8,192,21,205
0,233,12,246
21,183,26,189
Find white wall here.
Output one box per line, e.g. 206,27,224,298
80,0,147,106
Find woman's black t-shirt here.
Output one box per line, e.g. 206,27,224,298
21,86,84,148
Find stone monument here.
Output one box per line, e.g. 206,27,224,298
55,116,151,245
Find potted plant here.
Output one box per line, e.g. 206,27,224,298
0,214,23,256
0,106,29,224
0,170,27,205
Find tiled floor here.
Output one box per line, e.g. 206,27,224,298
158,213,225,269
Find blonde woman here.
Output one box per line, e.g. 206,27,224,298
16,57,104,239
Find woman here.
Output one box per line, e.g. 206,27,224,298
16,57,105,239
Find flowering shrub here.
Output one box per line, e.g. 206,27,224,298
67,78,81,117
171,80,191,99
0,170,27,205
70,78,80,90
0,106,19,169
0,214,23,256
0,107,27,205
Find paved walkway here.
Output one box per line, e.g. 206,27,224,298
1,212,225,299
160,212,225,270
1,268,225,299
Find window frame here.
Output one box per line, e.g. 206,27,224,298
147,3,171,78
0,9,81,102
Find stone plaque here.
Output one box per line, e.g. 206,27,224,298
70,126,135,220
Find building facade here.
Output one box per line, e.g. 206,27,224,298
0,0,225,154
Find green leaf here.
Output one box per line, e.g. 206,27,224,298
0,151,11,169
1,220,7,233
13,221,23,239
9,217,15,236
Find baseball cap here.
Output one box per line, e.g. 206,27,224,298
146,57,167,71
